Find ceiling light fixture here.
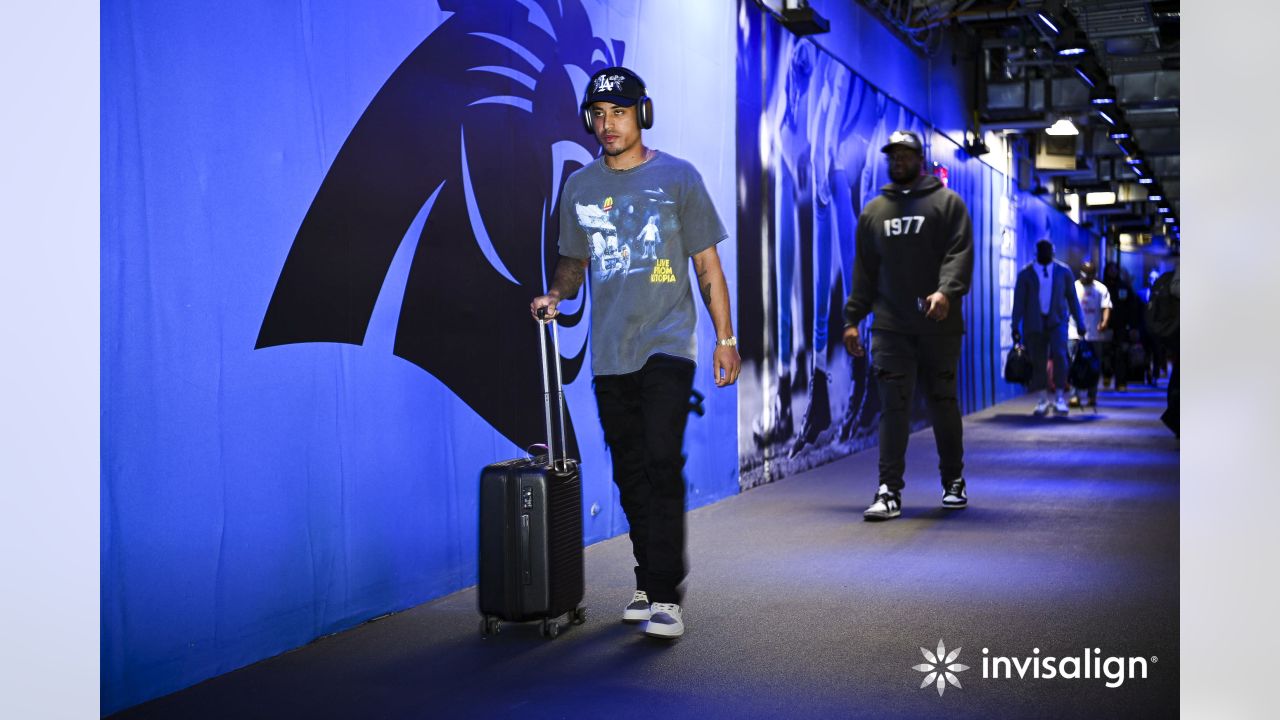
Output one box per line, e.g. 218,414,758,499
780,0,830,35
1045,117,1079,136
1055,26,1087,56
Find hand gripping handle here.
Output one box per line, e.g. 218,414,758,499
535,309,569,470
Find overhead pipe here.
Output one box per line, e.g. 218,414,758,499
913,4,1032,31
860,0,948,54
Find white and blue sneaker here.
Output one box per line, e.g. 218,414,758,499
622,590,651,623
942,478,968,508
644,602,684,639
863,484,902,521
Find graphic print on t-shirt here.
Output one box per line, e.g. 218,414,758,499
574,189,677,285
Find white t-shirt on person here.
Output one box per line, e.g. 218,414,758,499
1070,279,1113,342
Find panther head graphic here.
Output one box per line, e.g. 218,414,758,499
257,0,628,456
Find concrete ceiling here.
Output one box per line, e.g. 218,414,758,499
857,0,1180,241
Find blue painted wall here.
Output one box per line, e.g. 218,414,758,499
102,0,736,713
759,0,973,141
103,0,1093,714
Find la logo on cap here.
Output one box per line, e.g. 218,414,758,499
593,74,627,93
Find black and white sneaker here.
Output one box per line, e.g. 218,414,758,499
942,478,968,508
863,484,902,521
644,603,684,639
622,590,651,623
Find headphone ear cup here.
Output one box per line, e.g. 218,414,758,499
582,107,594,134
639,97,654,129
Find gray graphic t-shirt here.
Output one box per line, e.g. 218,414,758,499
558,151,727,376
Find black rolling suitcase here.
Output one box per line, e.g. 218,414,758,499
478,312,585,639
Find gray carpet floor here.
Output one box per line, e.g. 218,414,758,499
113,383,1179,719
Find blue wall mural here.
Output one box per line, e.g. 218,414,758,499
101,0,736,713
735,0,1096,486
104,0,1096,714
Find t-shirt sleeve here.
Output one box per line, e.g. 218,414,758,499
1101,285,1113,309
679,165,729,257
557,177,590,260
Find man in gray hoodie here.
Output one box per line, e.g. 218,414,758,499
841,130,974,521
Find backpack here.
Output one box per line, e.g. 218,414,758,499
1145,269,1179,345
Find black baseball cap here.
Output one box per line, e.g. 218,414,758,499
881,130,924,154
582,67,647,108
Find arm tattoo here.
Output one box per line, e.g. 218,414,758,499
696,261,713,307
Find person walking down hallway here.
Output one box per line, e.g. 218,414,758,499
841,130,974,521
1012,239,1086,416
531,66,740,640
1101,263,1140,391
1068,260,1111,409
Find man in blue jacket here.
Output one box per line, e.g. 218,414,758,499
1012,239,1087,416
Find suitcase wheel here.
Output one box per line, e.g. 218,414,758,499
539,618,560,639
571,607,587,625
481,616,501,637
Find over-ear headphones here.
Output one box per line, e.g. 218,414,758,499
638,95,654,130
580,71,654,134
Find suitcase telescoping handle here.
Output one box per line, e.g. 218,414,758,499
535,308,569,470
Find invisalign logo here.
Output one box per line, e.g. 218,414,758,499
911,639,969,696
981,647,1155,688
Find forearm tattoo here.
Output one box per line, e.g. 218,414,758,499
696,263,713,307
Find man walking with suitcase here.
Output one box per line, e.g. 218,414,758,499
530,67,739,639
